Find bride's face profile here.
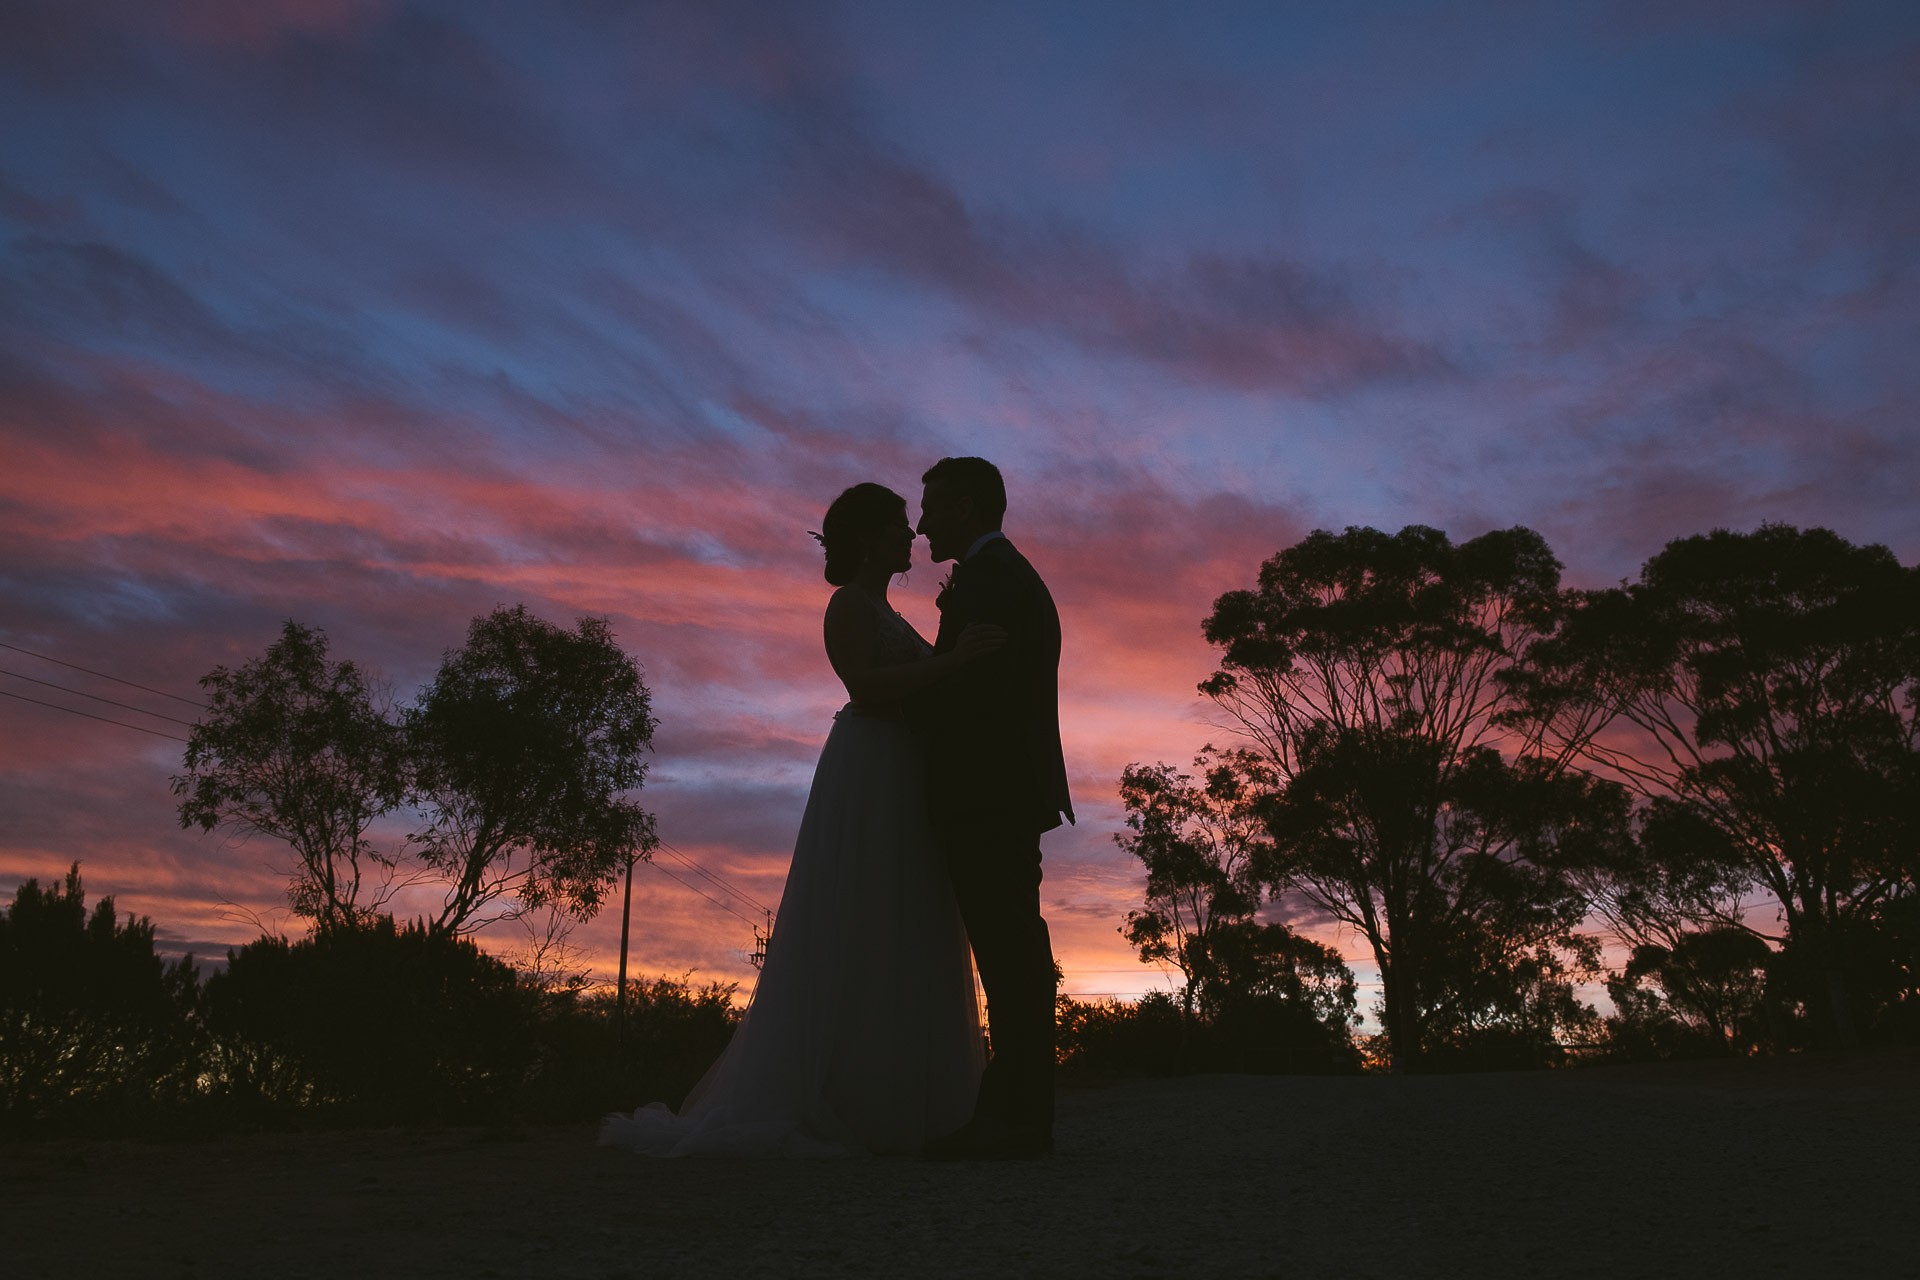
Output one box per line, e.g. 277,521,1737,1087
863,510,915,577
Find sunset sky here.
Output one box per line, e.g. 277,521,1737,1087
3,0,1916,1008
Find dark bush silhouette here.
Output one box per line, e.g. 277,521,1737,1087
203,917,538,1126
0,866,740,1139
0,866,200,1135
1055,984,1359,1082
1055,991,1188,1081
1606,926,1774,1060
1860,893,1920,1043
517,976,739,1123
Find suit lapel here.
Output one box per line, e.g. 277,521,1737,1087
935,538,1014,650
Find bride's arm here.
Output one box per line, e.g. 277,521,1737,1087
823,588,1003,705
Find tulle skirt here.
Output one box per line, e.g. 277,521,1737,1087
599,709,984,1157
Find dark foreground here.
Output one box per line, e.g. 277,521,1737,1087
6,1049,1916,1279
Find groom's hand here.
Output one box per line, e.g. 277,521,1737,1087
954,623,1008,663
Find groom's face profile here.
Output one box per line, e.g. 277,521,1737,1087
916,482,971,564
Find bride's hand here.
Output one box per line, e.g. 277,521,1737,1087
954,622,1008,663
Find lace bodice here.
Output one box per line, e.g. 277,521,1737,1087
839,590,931,718
871,602,933,668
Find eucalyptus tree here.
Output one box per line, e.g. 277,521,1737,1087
1117,749,1360,1068
406,605,658,938
1200,525,1628,1069
1605,926,1774,1058
1513,524,1920,1046
174,620,405,929
1116,751,1273,1023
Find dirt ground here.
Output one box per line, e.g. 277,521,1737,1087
6,1049,1916,1279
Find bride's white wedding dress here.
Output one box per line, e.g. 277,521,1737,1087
600,600,983,1157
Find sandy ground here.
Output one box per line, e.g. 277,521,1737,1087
5,1049,1916,1279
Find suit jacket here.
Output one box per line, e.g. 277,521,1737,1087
915,536,1074,834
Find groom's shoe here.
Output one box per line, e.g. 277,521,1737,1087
989,1127,1053,1161
921,1121,1052,1162
919,1121,986,1162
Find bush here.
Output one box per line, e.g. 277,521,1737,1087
1056,992,1187,1082
517,976,738,1124
0,866,201,1136
203,918,538,1126
1056,989,1360,1082
1,869,745,1139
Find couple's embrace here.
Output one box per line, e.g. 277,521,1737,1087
601,456,1073,1160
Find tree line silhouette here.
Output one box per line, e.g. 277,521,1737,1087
1095,521,1917,1073
0,866,735,1137
2,521,1915,1137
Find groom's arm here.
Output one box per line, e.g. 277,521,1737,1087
909,575,981,728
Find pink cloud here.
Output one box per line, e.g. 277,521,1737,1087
4,359,1311,999
159,0,391,50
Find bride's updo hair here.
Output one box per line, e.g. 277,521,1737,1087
819,483,907,586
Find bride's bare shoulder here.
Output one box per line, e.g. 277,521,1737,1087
823,585,878,636
824,584,868,619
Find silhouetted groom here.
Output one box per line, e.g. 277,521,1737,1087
913,456,1073,1160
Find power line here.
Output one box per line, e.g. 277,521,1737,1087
655,839,773,917
0,687,191,743
643,857,763,929
656,841,770,914
0,640,206,708
0,667,200,728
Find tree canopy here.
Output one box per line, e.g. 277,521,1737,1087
408,605,659,936
175,606,659,943
1200,525,1629,1069
173,620,405,928
1516,524,1920,1045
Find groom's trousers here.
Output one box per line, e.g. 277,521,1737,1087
943,822,1056,1137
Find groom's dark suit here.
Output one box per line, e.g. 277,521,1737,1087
918,533,1072,1142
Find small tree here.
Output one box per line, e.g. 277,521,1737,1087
173,620,404,929
1117,751,1359,1069
1117,752,1271,1023
1605,927,1773,1059
407,606,658,936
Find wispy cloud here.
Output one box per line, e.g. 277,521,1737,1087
3,0,1915,995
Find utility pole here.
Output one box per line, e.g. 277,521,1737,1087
750,909,771,970
616,846,638,1047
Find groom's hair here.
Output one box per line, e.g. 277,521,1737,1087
922,456,1006,522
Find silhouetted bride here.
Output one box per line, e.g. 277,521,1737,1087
600,483,994,1156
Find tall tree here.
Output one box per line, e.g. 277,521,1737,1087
1201,525,1626,1070
174,620,405,928
1517,525,1920,1046
406,606,658,936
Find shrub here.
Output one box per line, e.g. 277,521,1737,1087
203,917,537,1125
0,866,201,1135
